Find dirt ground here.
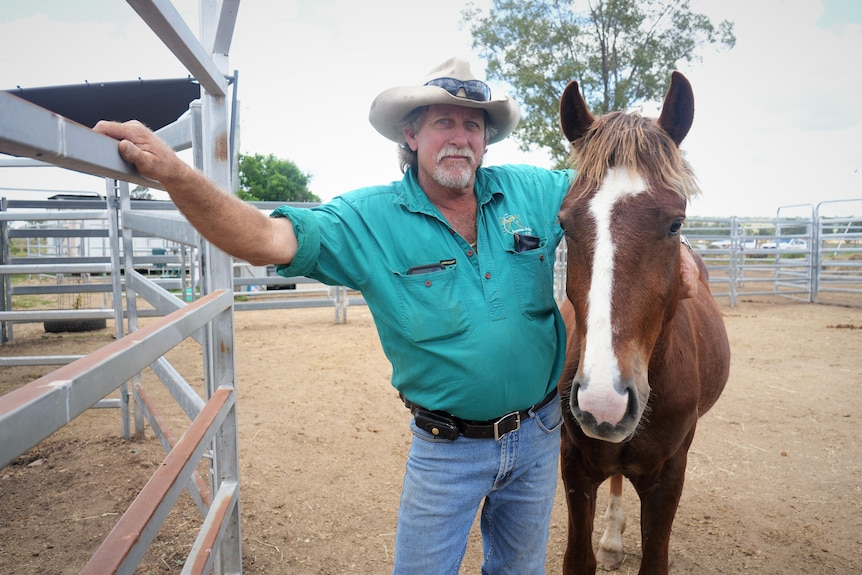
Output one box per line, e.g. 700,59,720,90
1,297,861,574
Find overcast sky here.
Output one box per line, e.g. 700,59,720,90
1,0,861,218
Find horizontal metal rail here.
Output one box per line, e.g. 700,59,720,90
149,356,207,420
0,289,233,468
0,308,115,322
122,210,199,247
0,354,84,367
80,387,235,575
0,92,163,190
0,210,107,222
135,382,211,513
185,479,240,575
2,262,112,274
126,0,228,98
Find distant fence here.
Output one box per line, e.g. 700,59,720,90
554,205,862,306
553,202,862,307
1,198,365,348
6,200,862,351
680,201,862,306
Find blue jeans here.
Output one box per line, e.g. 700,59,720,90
393,393,563,575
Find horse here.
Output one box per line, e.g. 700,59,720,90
555,71,731,575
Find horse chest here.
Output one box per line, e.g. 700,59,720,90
580,419,696,469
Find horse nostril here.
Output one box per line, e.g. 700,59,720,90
568,382,583,411
625,387,640,419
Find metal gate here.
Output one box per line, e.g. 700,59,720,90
0,1,244,573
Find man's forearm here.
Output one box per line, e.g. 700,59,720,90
93,120,298,266
164,167,291,265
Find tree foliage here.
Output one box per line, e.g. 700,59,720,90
130,185,154,200
237,153,320,202
462,0,735,167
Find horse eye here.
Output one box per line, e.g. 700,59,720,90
668,219,684,237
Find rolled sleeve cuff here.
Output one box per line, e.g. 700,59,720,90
269,205,320,277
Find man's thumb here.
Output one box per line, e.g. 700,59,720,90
118,140,137,162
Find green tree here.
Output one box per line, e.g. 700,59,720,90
237,153,320,202
462,0,735,167
130,185,154,200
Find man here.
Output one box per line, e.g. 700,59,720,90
95,57,698,574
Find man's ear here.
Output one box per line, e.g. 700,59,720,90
404,128,418,151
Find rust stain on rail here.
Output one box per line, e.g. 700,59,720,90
81,387,232,574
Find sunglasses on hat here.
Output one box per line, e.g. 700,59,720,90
424,77,492,102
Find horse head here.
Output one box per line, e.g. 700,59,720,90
557,72,698,443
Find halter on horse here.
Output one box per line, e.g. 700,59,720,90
556,72,731,575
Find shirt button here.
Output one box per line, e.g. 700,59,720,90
425,280,432,287
467,249,474,256
485,272,491,280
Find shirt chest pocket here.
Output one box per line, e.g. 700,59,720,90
394,266,472,343
506,237,556,319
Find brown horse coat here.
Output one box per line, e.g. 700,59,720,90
556,72,731,575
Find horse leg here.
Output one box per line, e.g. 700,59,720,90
632,436,694,575
596,473,626,570
561,439,600,575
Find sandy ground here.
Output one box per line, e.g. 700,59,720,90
1,297,861,574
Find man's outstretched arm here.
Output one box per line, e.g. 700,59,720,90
94,120,297,266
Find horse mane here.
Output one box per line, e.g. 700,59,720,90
567,111,701,202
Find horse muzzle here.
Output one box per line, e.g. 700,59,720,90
569,377,646,443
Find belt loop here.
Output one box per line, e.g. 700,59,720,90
493,411,521,441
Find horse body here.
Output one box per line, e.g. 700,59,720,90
557,72,730,575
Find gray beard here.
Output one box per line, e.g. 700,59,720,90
432,164,472,189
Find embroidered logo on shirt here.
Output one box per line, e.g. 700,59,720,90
499,213,533,236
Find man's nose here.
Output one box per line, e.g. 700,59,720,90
448,126,470,146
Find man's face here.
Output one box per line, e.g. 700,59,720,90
405,104,488,190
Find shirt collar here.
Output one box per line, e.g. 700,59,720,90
395,166,503,214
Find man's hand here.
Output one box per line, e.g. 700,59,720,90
679,241,700,299
94,119,298,267
93,120,192,186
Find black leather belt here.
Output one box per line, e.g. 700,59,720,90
402,389,558,441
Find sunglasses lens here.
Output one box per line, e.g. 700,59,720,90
464,80,492,101
425,78,491,102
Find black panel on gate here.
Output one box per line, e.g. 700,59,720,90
6,78,201,131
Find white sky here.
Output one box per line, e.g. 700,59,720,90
1,0,861,218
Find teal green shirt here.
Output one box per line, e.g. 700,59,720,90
271,164,573,420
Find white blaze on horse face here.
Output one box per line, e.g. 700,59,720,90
579,167,648,428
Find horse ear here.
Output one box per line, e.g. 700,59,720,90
658,71,695,146
560,80,595,143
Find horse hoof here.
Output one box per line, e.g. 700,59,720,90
596,548,625,571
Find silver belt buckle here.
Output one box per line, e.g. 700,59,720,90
493,411,521,441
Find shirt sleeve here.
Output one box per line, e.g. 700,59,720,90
532,167,574,246
267,190,384,289
268,205,321,278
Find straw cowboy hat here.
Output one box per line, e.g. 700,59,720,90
369,57,520,145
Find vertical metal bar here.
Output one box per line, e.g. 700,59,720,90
811,205,822,303
119,179,146,439
0,196,10,343
729,216,738,307
198,1,242,570
106,179,130,439
229,70,239,193
190,100,204,175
